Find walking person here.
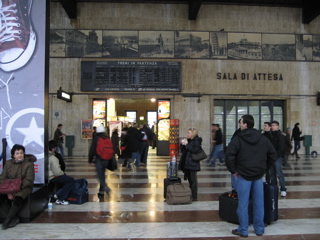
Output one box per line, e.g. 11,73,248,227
54,123,66,159
291,122,304,158
111,127,120,158
270,121,287,197
207,124,224,167
225,115,277,237
139,124,150,166
127,123,144,168
88,124,114,198
119,127,133,170
283,128,292,167
178,128,202,201
0,144,36,230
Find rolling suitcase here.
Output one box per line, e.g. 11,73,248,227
264,182,278,224
164,177,181,199
219,191,253,224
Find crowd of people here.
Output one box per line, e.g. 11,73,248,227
0,119,303,232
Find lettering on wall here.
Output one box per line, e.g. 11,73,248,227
217,73,283,81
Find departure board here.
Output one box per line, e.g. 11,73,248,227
81,61,181,92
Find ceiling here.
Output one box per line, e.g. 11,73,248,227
52,0,320,24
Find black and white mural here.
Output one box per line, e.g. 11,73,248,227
228,33,262,60
102,30,138,58
139,31,174,58
175,31,209,58
262,34,296,61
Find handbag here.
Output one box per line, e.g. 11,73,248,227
106,155,118,171
191,148,207,161
0,163,24,194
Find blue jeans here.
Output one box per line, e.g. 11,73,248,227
95,158,111,192
57,144,65,159
231,174,237,191
132,151,141,167
294,140,301,152
208,144,224,166
50,175,75,201
237,175,264,236
269,157,287,191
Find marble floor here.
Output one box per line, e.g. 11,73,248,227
1,148,320,239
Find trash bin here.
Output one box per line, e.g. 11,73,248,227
65,136,74,157
303,135,312,155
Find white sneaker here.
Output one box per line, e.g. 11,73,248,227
280,191,287,197
56,199,69,205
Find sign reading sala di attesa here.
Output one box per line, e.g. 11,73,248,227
81,61,181,92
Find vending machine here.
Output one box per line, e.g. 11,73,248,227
169,119,180,157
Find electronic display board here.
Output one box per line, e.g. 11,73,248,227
81,61,181,92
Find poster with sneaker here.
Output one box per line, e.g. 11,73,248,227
0,0,46,183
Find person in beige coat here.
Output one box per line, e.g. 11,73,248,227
0,144,36,230
48,140,74,205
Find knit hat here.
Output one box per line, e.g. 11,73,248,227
286,127,291,131
96,125,105,133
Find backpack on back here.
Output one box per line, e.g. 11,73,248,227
96,137,114,160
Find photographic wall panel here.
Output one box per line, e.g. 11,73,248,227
49,29,320,62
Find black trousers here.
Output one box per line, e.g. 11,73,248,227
185,169,198,200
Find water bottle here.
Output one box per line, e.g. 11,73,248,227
167,162,171,178
48,199,53,210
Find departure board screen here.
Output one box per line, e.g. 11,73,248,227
81,61,181,92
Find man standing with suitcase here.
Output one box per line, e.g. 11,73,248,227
226,115,277,238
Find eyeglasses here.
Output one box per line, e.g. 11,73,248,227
189,128,195,130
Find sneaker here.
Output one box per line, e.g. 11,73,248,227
0,0,36,72
280,191,287,197
231,229,248,238
56,199,69,205
255,232,263,236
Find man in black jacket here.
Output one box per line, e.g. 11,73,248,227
128,123,144,168
270,121,287,197
262,122,272,141
226,115,276,238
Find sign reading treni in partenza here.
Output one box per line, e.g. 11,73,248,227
81,61,181,92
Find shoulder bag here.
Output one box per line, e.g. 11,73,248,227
106,155,118,171
0,163,24,194
191,148,207,161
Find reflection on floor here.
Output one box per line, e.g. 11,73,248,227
1,148,320,239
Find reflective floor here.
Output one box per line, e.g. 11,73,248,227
1,148,320,239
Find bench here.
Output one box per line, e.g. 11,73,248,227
0,185,48,223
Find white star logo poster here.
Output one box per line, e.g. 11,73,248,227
0,0,46,183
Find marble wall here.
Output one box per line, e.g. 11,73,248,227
49,2,320,156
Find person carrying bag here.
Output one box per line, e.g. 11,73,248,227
0,144,36,230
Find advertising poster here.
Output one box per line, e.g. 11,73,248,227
0,0,47,183
93,100,106,127
109,121,122,137
81,120,93,139
158,100,171,141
